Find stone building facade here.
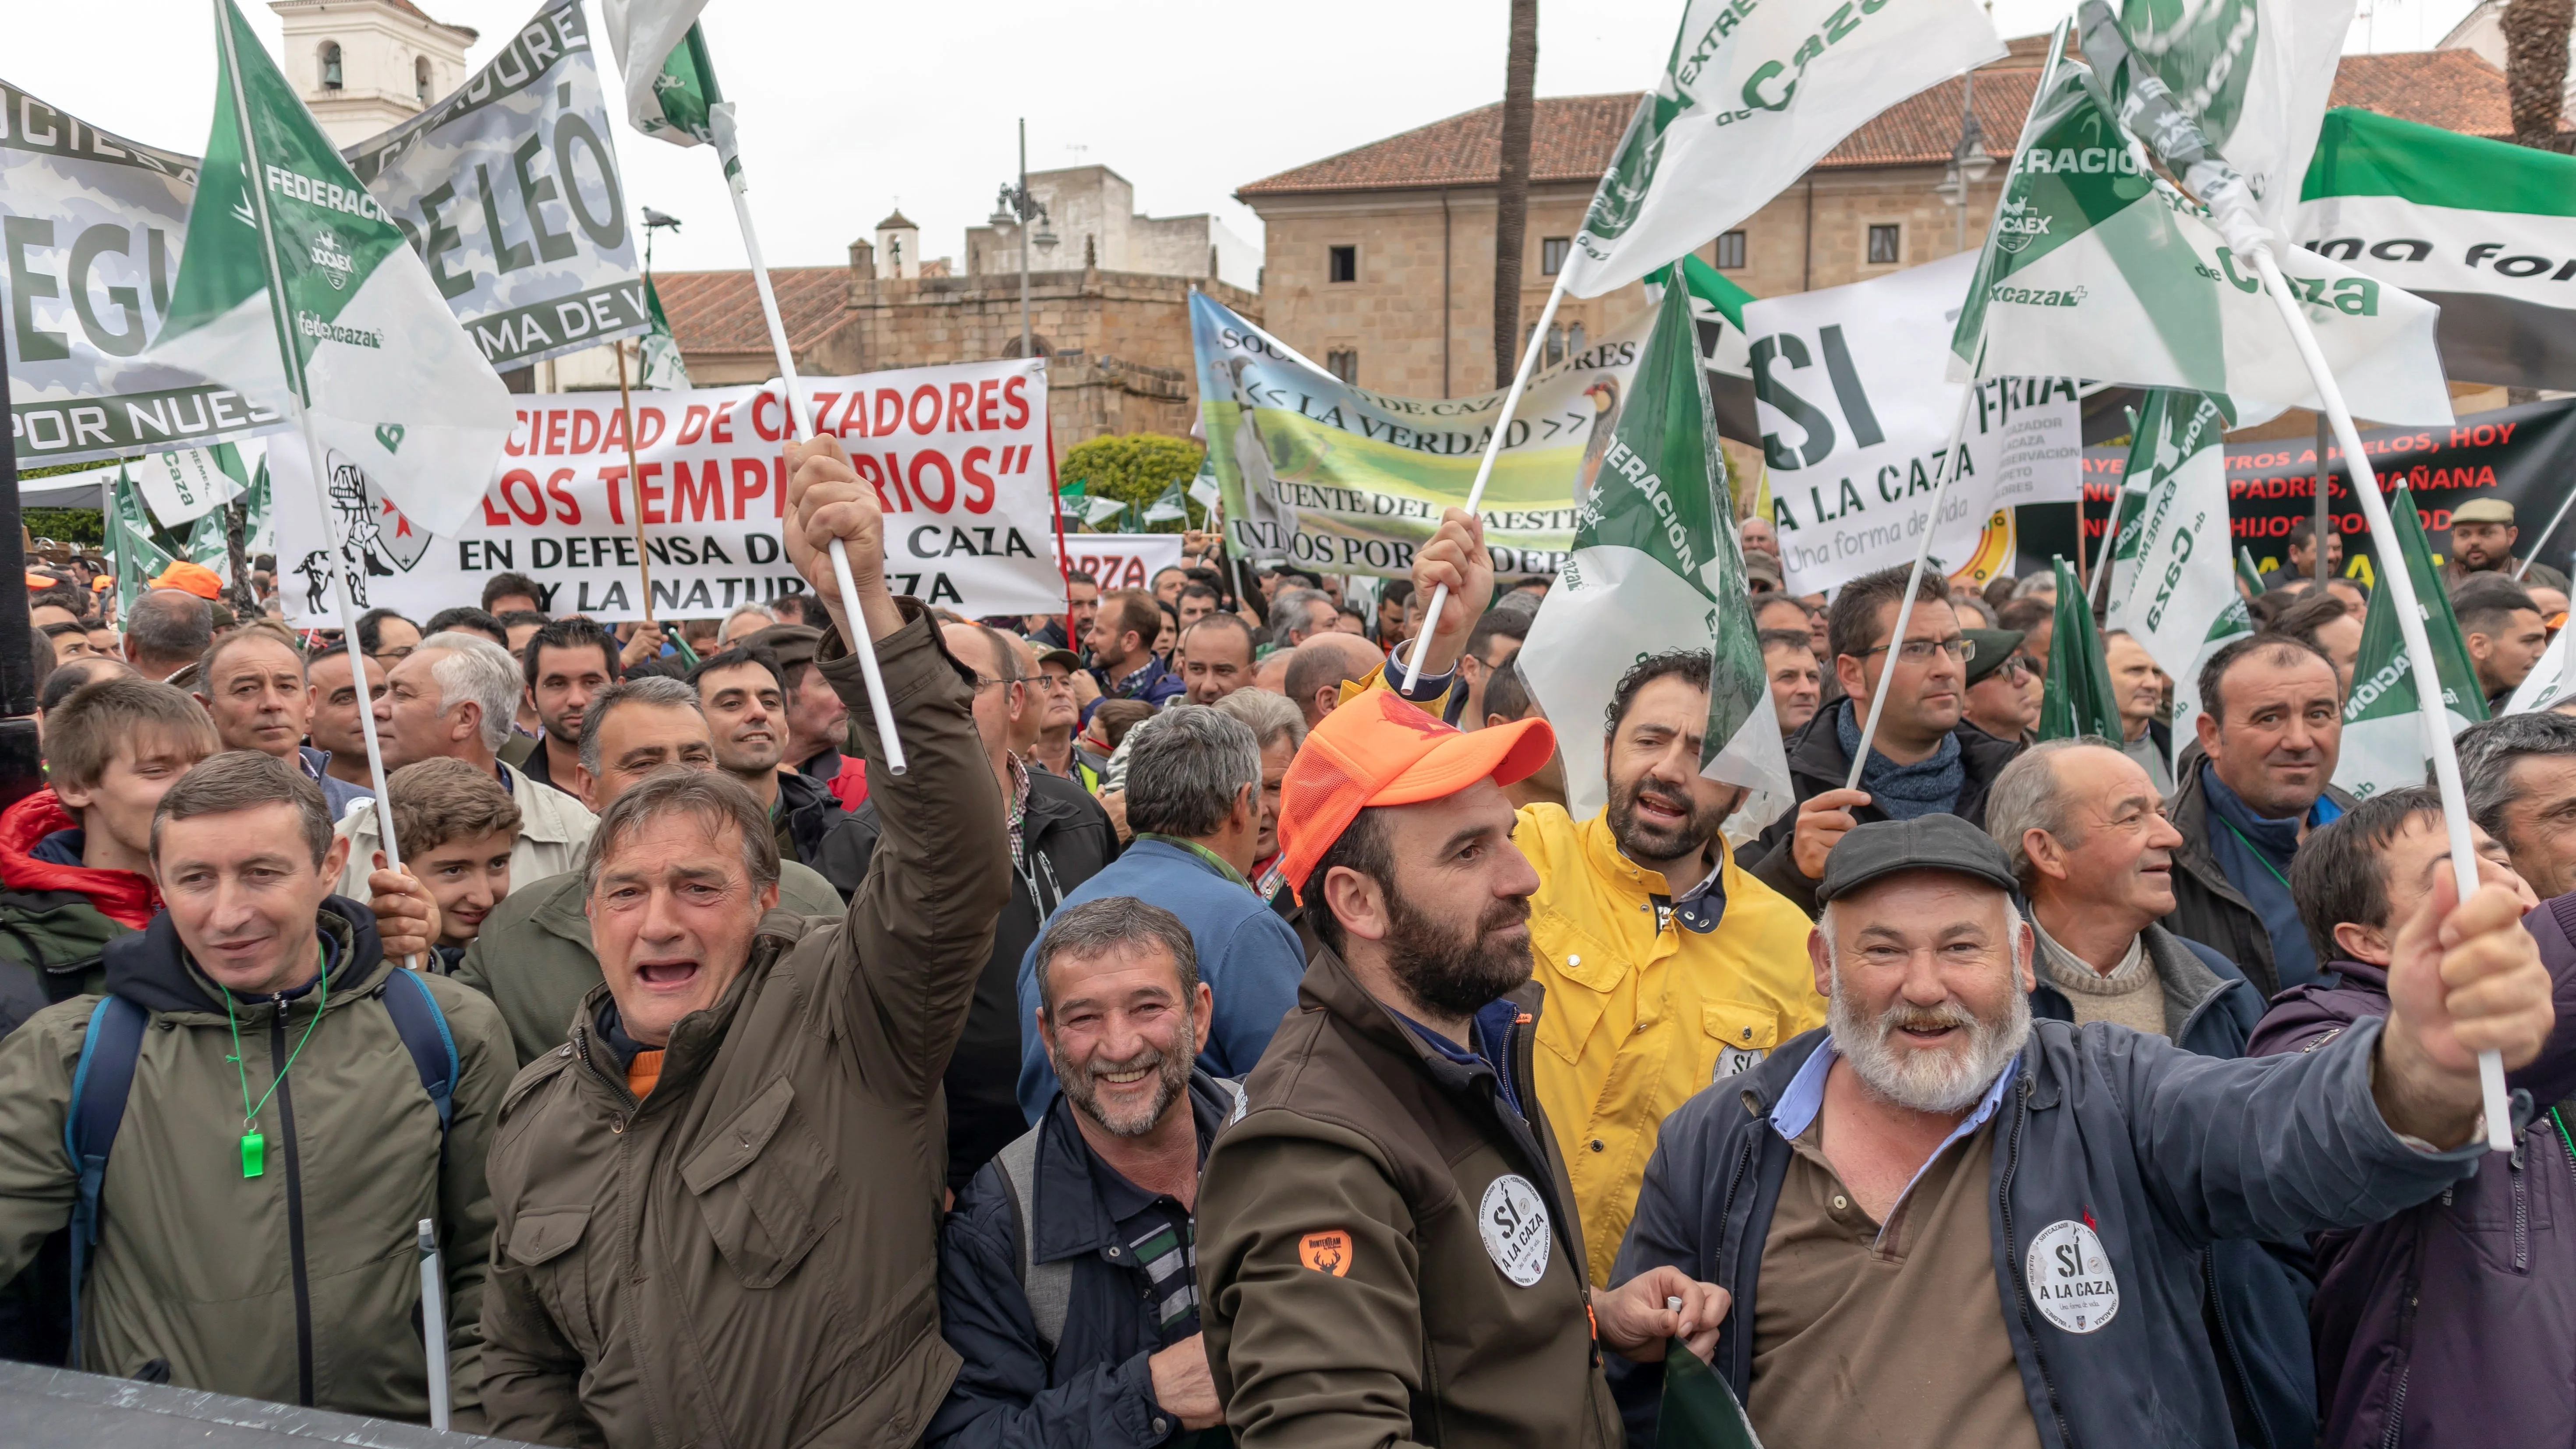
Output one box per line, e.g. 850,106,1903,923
1237,39,2518,398
963,165,1261,293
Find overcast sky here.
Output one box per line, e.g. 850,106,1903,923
13,0,2485,275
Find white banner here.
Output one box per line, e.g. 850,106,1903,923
1745,253,2082,595
127,441,255,525
0,78,289,464
343,0,647,371
1060,534,1186,595
273,360,1058,624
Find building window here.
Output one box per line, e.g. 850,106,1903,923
1328,245,1358,283
1867,224,1901,265
1326,349,1359,383
1529,323,1570,368
320,41,344,90
1715,230,1748,270
1566,322,1587,358
416,57,434,101
1540,237,1571,275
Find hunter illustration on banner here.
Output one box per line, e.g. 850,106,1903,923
145,0,514,544
1519,279,1790,822
342,0,648,372
2101,389,2250,760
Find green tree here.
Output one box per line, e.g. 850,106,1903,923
1058,433,1206,532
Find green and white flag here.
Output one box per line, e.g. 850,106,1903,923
342,0,648,371
108,466,179,622
2333,485,2488,799
2102,390,2251,756
1953,59,2451,428
1557,0,2003,299
1141,479,1189,526
636,272,692,389
2086,0,2353,240
2298,106,2576,391
2038,556,2123,742
184,503,232,574
145,0,514,541
602,0,721,148
1520,279,1790,821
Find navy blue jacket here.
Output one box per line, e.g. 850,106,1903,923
927,1070,1239,1449
2030,927,2315,1449
1609,1016,2494,1449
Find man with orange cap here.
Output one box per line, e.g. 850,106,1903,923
1193,509,1727,1449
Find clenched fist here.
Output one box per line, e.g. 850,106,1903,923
784,435,902,646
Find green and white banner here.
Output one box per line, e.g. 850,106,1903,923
1519,279,1789,821
0,78,287,464
2101,389,2250,757
1559,0,2003,298
2086,0,2352,239
148,0,514,543
2298,106,2576,392
343,0,647,371
1955,60,2452,428
1748,252,2084,594
2333,485,2487,799
602,0,720,148
2504,626,2576,715
1190,291,1652,577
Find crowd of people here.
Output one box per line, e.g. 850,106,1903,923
0,436,2564,1449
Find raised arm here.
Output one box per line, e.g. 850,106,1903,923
783,436,1011,1094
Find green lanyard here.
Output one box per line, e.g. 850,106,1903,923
2213,815,2295,891
222,943,329,1180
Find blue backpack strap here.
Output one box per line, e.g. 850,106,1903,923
61,995,148,1370
379,968,459,1136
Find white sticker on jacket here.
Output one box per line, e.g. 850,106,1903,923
1713,1046,1767,1083
2026,1219,2120,1333
1479,1174,1552,1287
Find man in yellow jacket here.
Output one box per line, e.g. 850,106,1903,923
1362,508,1825,1282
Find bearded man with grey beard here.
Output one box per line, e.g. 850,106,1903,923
1606,813,2560,1449
927,896,1241,1448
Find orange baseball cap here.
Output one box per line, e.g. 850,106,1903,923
1276,687,1555,904
148,562,223,599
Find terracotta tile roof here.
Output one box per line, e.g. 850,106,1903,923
653,267,850,357
1238,49,2517,197
1235,94,1644,198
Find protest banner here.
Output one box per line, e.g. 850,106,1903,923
1058,533,1186,594
270,359,1059,626
343,0,647,371
1191,291,1651,579
0,78,287,464
1744,252,2083,595
2078,397,2576,583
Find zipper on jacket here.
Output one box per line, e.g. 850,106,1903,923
2378,1365,2410,1449
2199,1250,2276,1449
1717,1121,1760,1389
1996,1078,2075,1449
271,997,316,1407
2511,1135,2530,1273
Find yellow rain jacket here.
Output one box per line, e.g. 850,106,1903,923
1512,803,1824,1283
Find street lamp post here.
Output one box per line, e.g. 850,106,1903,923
1936,67,1992,254
990,118,1059,359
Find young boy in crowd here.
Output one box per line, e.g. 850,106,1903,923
375,757,522,973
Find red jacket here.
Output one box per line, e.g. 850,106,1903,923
0,789,162,928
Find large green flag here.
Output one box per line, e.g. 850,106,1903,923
2333,487,2488,798
602,1,722,149
2039,556,2123,742
1656,1336,1763,1449
2102,390,2252,757
145,0,512,541
1520,278,1789,821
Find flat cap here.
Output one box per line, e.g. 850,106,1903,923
1962,628,2026,687
2452,498,2516,525
744,623,823,672
1815,814,2020,904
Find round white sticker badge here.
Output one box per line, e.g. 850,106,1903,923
1478,1174,1552,1287
2026,1219,2120,1334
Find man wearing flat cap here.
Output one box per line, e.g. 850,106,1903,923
2446,496,2570,591
1607,813,2558,1449
1193,664,1730,1448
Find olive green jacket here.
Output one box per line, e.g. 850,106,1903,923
0,900,513,1424
454,857,844,1068
478,601,1010,1449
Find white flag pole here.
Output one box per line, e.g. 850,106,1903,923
2515,486,2576,582
2250,244,2515,1152
711,108,908,775
416,1219,450,1431
1398,274,1568,689
1843,18,2070,785
211,0,414,962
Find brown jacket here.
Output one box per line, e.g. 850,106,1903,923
1196,947,1623,1449
476,601,1010,1449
